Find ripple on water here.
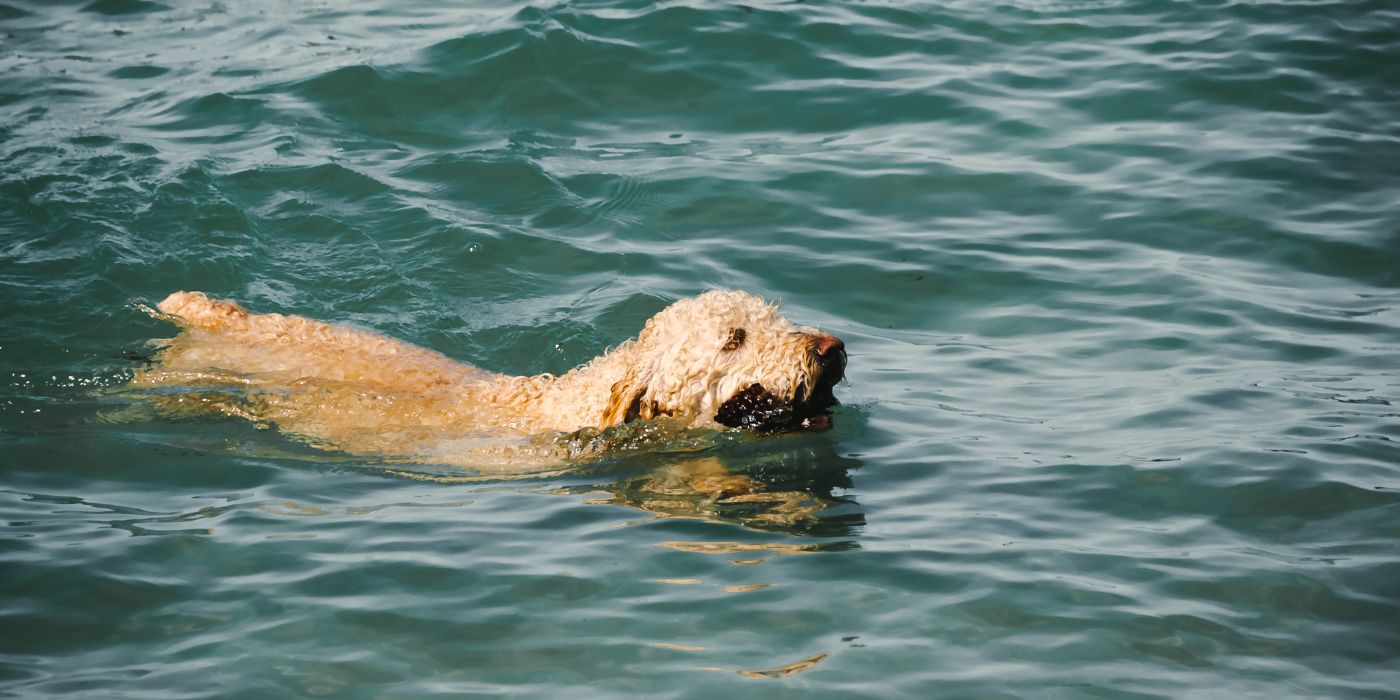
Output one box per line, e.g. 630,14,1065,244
3,0,1400,696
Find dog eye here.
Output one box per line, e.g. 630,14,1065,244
721,327,746,352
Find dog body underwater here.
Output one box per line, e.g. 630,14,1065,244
129,290,846,465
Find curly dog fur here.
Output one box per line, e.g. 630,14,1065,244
130,290,845,461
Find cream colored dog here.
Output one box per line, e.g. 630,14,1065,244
130,290,845,465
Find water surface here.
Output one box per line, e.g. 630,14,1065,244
2,0,1399,696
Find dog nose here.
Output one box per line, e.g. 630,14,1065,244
815,334,844,359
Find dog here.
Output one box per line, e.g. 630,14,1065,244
129,290,846,465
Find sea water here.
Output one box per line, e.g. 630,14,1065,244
2,1,1398,696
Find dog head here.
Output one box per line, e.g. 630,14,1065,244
601,291,845,431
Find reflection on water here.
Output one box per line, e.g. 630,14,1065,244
654,539,857,557
711,652,832,680
563,437,865,539
73,393,868,539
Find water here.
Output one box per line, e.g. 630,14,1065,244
3,0,1399,696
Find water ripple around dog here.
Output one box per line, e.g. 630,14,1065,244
3,0,1400,697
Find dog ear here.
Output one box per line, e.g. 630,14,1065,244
601,366,653,427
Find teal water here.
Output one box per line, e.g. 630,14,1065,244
3,0,1399,696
